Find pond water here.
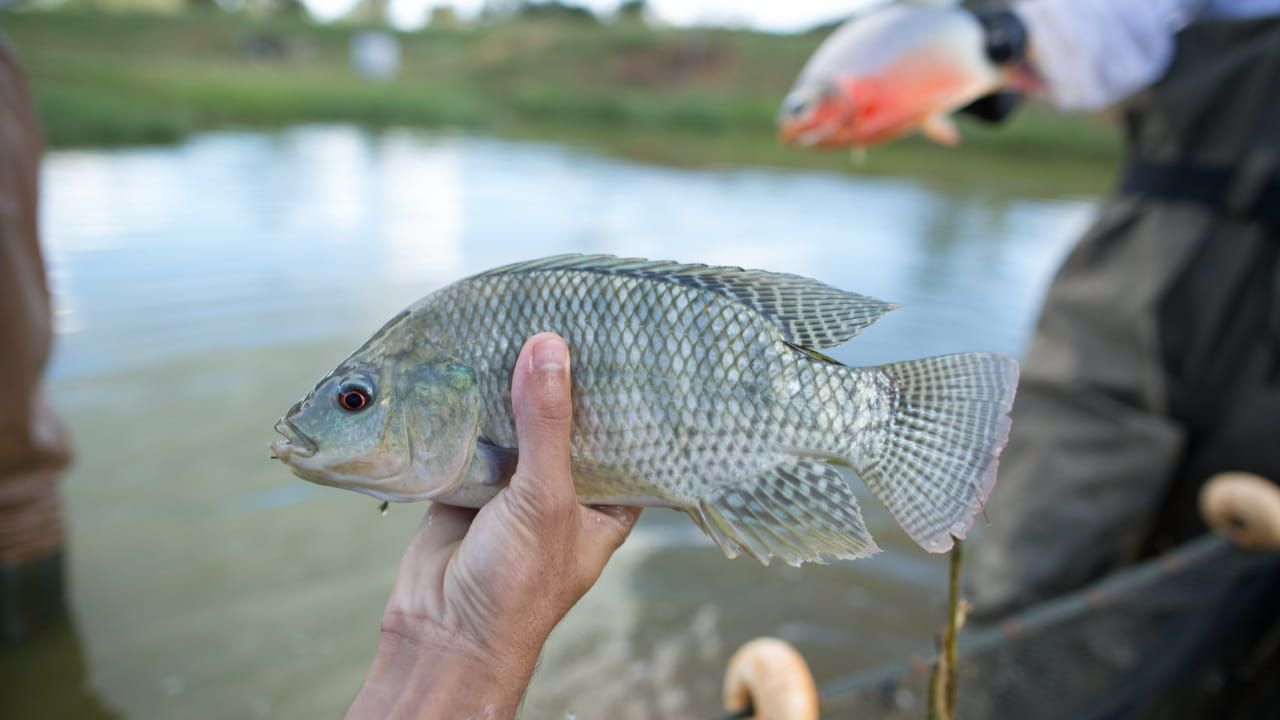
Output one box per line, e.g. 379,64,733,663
15,125,1095,719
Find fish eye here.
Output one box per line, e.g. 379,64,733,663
337,379,374,413
787,97,812,117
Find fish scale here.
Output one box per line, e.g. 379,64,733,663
426,268,831,491
425,270,793,502
273,255,1019,566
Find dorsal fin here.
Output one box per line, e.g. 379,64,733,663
477,254,899,349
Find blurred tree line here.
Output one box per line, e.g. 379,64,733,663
48,0,651,28
477,0,646,23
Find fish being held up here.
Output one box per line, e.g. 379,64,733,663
778,3,1024,150
272,255,1018,566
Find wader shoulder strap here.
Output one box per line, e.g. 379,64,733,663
1117,18,1280,228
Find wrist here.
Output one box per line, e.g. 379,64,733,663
972,8,1029,66
348,615,543,720
960,8,1033,124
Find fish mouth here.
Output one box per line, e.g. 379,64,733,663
780,108,854,147
272,417,317,461
781,122,824,147
778,113,831,147
778,121,803,145
779,84,857,148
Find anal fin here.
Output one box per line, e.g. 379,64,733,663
694,459,879,567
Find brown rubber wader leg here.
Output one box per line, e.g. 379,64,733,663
967,198,1197,618
0,33,73,645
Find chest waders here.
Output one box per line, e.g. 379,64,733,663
971,16,1280,615
962,17,1280,717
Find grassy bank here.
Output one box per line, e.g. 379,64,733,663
5,9,1121,195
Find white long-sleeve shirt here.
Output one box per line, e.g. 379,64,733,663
1015,0,1280,110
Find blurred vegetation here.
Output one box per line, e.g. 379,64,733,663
5,7,1121,195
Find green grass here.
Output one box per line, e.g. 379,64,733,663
4,8,1121,196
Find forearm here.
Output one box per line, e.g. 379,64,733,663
348,626,541,720
1012,0,1201,110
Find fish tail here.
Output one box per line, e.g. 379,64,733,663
845,353,1019,553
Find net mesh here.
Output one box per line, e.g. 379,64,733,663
815,534,1280,720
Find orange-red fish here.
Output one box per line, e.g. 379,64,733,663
779,4,1017,150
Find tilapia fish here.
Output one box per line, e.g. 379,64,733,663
272,255,1018,566
778,4,1010,149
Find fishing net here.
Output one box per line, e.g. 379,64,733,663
813,534,1280,720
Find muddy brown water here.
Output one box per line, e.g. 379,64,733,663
2,125,1095,719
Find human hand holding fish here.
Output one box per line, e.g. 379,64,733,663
778,3,1036,151
347,333,640,720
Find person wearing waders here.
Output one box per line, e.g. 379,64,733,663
952,1,1280,716
0,11,74,643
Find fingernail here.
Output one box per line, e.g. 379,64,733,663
532,335,568,372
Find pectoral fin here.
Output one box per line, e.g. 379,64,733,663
921,113,961,146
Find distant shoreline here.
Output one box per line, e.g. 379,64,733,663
8,9,1120,196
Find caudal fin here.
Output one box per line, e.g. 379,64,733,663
852,353,1019,553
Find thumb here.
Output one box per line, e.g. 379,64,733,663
509,333,576,509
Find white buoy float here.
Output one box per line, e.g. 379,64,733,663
722,637,820,720
1199,472,1280,550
